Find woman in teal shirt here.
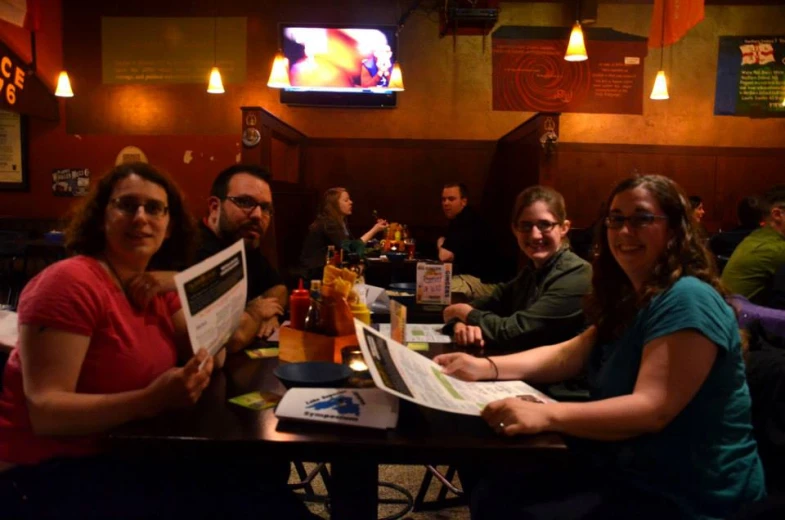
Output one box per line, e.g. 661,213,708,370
436,175,765,519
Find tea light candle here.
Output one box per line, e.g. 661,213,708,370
349,358,368,372
341,346,369,374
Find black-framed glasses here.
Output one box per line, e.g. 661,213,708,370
605,214,668,229
226,196,274,216
514,220,559,233
110,196,169,218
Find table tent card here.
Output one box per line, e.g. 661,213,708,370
416,262,452,305
275,388,399,429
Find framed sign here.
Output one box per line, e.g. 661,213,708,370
0,109,27,191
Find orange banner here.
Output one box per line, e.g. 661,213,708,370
648,0,705,48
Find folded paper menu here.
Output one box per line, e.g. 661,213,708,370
275,388,399,429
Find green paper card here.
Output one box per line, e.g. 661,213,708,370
407,342,429,351
228,391,281,410
245,347,279,359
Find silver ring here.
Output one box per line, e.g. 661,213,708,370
498,422,505,429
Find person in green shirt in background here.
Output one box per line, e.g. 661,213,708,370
437,175,765,520
722,185,785,306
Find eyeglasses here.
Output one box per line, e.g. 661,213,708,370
226,196,274,216
514,220,559,233
110,196,169,218
605,214,668,229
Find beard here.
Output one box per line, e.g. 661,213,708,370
218,211,262,250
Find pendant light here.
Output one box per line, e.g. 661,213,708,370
55,70,74,97
207,17,224,94
564,21,588,62
267,50,291,89
387,62,404,91
650,0,669,100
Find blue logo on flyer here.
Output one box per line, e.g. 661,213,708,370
306,395,361,416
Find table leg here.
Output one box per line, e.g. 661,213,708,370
330,459,378,520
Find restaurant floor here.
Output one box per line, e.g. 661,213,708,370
290,463,470,519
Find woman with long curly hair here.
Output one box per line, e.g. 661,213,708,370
299,186,387,280
436,175,765,519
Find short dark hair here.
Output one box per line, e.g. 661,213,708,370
737,196,763,228
688,195,703,209
762,185,785,219
65,162,196,270
210,164,272,200
443,183,468,199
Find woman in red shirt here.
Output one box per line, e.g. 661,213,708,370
0,163,314,519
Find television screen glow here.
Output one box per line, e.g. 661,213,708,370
279,25,398,107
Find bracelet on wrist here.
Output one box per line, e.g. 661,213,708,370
485,356,499,381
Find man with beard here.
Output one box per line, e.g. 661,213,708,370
134,165,286,352
198,165,287,350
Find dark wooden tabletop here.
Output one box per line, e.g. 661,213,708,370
110,343,567,467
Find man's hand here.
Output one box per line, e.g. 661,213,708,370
437,236,445,249
257,316,280,339
126,272,177,310
246,297,283,323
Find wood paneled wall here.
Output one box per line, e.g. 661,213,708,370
552,144,785,232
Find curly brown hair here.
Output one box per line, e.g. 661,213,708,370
64,162,197,271
585,175,726,343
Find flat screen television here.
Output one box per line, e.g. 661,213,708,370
278,24,398,108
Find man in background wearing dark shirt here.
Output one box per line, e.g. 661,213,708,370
200,164,287,349
438,183,499,300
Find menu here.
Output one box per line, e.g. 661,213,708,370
355,320,552,416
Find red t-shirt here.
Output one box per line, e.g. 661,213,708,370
0,256,181,465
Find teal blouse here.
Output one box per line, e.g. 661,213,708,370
585,276,765,519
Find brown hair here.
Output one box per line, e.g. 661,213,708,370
65,162,197,271
310,187,348,237
585,175,726,342
510,185,568,226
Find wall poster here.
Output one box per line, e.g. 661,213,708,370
52,168,90,197
0,109,26,191
714,36,785,117
492,26,648,114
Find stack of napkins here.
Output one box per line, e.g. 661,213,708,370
275,388,399,429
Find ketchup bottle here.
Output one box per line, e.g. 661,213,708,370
289,279,310,331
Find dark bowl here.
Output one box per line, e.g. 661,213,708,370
384,252,407,262
274,361,353,389
387,282,416,307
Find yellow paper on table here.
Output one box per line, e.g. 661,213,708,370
407,342,429,351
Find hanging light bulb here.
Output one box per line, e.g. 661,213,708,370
267,51,291,89
564,21,588,62
55,71,74,97
387,63,404,91
207,16,224,94
207,67,225,94
650,70,669,100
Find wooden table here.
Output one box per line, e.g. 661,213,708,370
110,344,567,520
